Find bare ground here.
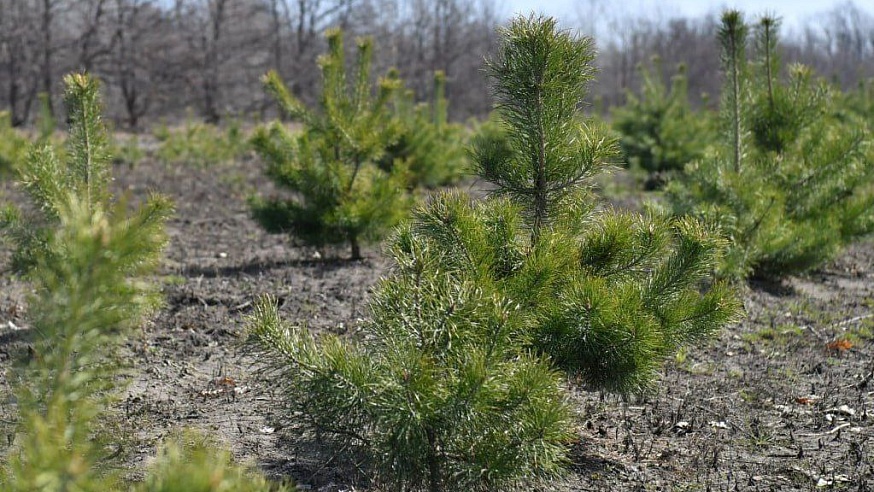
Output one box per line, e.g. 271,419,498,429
1,157,871,491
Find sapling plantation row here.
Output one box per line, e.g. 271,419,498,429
0,10,871,492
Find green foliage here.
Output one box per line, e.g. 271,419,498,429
381,70,469,188
1,73,173,490
396,15,740,394
611,59,715,186
251,29,410,259
835,78,874,126
247,16,738,492
109,133,146,166
3,74,125,272
668,12,874,279
137,431,294,492
154,118,250,167
247,275,573,491
1,73,282,492
397,193,739,394
0,112,29,175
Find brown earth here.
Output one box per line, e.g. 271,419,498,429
1,157,872,491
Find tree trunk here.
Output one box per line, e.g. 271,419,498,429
41,0,54,118
350,236,361,261
426,427,442,492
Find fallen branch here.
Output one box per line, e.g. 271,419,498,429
798,423,850,437
829,313,873,330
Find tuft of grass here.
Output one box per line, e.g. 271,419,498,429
742,324,804,345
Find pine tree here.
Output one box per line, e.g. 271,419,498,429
381,70,469,188
137,430,294,491
251,29,409,260
247,17,739,492
393,15,741,394
1,74,286,492
154,117,249,167
842,78,874,123
1,73,173,490
248,273,573,491
668,12,874,279
36,91,57,143
612,58,715,187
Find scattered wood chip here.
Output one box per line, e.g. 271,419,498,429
823,405,855,417
816,475,852,487
674,421,691,434
826,339,853,352
799,422,851,437
214,376,236,387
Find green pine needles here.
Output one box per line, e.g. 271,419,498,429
136,430,294,492
381,70,469,188
251,29,409,260
248,271,573,491
247,15,740,491
612,59,714,186
1,74,285,492
398,15,741,394
669,12,874,279
154,118,250,168
1,73,172,489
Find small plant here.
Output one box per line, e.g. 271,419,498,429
394,15,741,393
251,29,409,260
668,13,874,279
137,430,293,492
1,74,283,491
247,270,574,491
845,79,874,120
109,132,146,166
154,117,250,167
381,70,469,188
612,59,715,187
247,16,739,492
1,73,172,489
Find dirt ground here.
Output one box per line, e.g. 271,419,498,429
1,156,872,491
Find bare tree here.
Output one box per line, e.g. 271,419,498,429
2,0,871,128
107,0,169,128
0,0,40,125
39,0,61,117
793,2,874,88
73,0,112,72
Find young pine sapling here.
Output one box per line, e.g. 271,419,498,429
1,74,285,492
612,58,715,188
669,12,874,279
395,15,741,394
381,70,469,188
1,73,172,489
247,16,740,492
251,29,409,260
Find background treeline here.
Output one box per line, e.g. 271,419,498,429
1,0,873,128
